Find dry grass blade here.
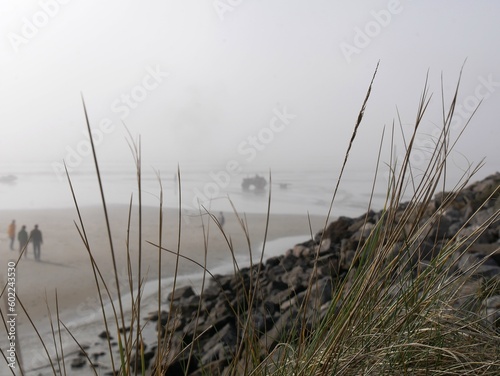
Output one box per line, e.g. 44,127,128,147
13,296,58,375
44,291,63,376
58,321,99,375
80,94,129,358
154,169,165,373
64,161,119,374
324,61,379,228
55,291,67,376
125,128,144,374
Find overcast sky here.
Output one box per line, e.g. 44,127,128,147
1,0,499,178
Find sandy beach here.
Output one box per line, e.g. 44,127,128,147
1,204,327,374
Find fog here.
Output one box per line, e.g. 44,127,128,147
1,0,499,178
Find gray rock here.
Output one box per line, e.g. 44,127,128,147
265,255,281,268
71,357,87,369
457,250,500,278
167,285,195,301
350,222,375,242
292,244,310,258
319,237,332,253
485,308,500,328
258,308,299,352
266,287,296,308
324,216,354,244
483,295,500,309
202,323,237,353
280,253,298,271
340,239,356,270
200,342,225,365
282,265,308,289
307,277,333,309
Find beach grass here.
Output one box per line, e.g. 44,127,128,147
1,66,499,375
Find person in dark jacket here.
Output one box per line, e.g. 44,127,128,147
218,212,225,228
30,224,43,261
17,225,28,257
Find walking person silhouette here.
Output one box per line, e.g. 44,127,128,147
218,212,225,229
7,220,16,250
18,225,28,257
30,224,43,261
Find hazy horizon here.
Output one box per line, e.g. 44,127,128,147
1,1,499,181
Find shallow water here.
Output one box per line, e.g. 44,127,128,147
0,162,391,219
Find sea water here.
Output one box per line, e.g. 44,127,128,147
0,161,390,218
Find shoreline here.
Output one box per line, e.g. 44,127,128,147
0,205,327,375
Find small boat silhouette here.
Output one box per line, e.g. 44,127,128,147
0,174,17,184
242,174,267,191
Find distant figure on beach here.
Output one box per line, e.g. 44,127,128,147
18,225,28,256
7,220,16,250
30,225,43,261
218,211,225,228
